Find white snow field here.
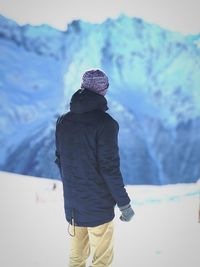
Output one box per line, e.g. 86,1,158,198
0,171,199,267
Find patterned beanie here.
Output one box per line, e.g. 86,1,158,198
81,69,109,96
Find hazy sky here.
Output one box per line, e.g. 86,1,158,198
0,0,200,34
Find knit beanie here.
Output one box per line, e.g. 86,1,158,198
81,69,109,96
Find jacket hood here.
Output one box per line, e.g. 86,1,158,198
70,88,109,113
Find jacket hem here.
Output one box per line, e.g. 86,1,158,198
67,214,115,227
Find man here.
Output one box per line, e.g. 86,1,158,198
55,69,134,267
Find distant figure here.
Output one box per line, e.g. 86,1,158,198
52,183,57,191
55,69,134,267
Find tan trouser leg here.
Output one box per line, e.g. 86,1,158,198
69,226,90,267
88,220,114,267
69,220,114,267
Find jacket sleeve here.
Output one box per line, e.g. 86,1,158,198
55,149,61,171
96,119,130,207
55,117,62,177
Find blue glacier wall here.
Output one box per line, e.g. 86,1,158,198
0,14,200,184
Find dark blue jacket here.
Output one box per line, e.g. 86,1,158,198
55,88,130,227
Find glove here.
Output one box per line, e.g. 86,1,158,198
119,203,135,222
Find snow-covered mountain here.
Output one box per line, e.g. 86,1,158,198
0,14,200,184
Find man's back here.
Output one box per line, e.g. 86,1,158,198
55,88,130,227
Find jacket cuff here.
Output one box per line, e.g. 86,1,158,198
118,203,131,211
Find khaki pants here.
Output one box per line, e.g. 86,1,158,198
69,220,114,267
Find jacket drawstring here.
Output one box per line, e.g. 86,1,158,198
68,209,76,237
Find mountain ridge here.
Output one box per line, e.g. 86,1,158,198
0,14,200,184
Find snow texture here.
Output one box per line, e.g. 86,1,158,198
0,171,199,267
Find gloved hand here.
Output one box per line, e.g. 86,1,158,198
119,203,135,222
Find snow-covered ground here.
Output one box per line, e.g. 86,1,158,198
0,171,199,267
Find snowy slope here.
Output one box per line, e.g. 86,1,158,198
0,171,199,267
0,14,200,184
